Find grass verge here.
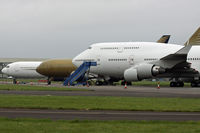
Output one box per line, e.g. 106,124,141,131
0,95,200,112
114,81,191,87
0,84,89,91
0,118,200,133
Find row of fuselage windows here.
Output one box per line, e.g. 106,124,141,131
187,58,200,60
108,59,128,62
124,47,139,49
101,47,140,50
75,58,200,63
144,58,158,61
108,58,157,62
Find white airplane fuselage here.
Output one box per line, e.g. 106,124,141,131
73,42,200,80
2,62,45,79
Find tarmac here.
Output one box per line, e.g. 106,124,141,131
1,108,200,121
1,84,200,121
1,85,200,98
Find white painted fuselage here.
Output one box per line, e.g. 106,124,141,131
73,42,200,79
2,62,45,79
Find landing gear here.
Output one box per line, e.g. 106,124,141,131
13,79,17,84
191,82,200,87
121,81,132,86
47,77,51,85
95,81,103,86
95,80,115,86
170,81,184,87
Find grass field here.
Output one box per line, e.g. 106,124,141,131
113,81,191,87
131,81,191,87
0,95,200,112
0,118,199,133
0,78,191,87
0,84,90,91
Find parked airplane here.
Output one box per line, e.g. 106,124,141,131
1,62,45,84
72,27,200,87
1,59,75,84
1,35,171,85
35,35,170,84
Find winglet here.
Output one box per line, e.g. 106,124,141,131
185,27,200,46
157,35,171,43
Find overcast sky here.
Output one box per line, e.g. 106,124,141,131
0,0,199,58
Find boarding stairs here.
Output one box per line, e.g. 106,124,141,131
63,61,97,86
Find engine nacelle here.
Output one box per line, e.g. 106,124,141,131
124,64,165,81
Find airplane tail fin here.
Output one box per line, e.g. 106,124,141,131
157,35,170,43
185,27,200,46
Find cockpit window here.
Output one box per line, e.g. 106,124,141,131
6,66,10,68
88,47,92,49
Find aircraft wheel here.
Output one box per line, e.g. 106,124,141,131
191,82,200,87
95,81,103,86
47,80,51,85
191,82,197,87
127,82,132,86
103,81,109,85
13,79,17,84
176,82,184,87
170,82,177,87
180,82,184,87
121,81,125,85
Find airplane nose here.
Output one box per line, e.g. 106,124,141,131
72,58,76,65
72,56,80,67
1,68,6,74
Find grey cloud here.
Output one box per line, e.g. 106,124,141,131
0,0,199,58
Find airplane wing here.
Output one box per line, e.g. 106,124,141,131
154,45,192,69
154,45,199,75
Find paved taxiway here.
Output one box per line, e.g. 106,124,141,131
1,85,200,98
1,84,200,121
1,108,200,121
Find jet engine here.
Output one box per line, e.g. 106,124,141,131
124,64,165,81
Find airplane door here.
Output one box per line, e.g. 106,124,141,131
96,55,101,65
117,47,123,53
128,55,134,66
97,58,100,65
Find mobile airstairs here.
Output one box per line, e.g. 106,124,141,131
63,62,97,86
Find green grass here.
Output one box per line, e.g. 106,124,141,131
0,95,200,112
0,78,191,87
0,118,200,133
116,81,190,87
0,84,90,91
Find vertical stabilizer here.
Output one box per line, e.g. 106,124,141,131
185,27,200,46
157,35,170,43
